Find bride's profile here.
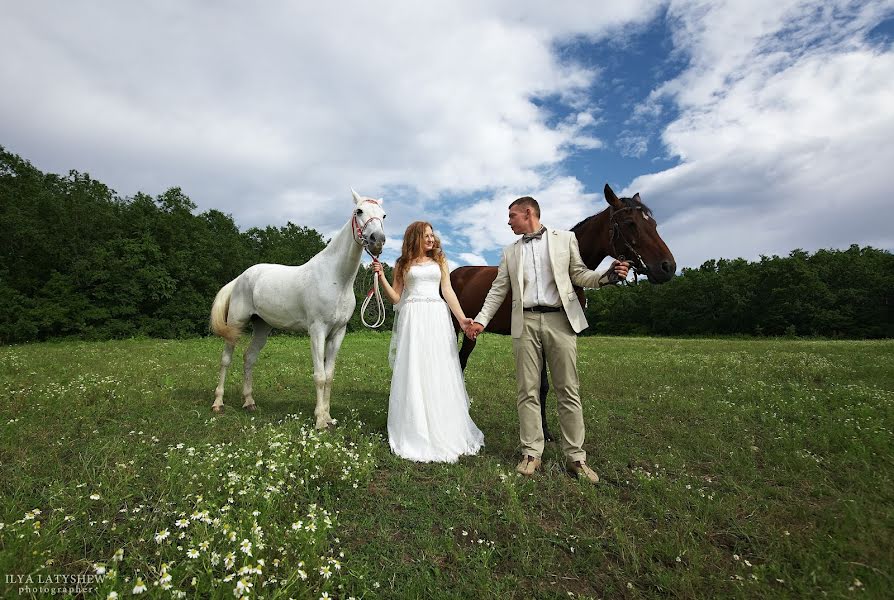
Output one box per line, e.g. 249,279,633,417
372,221,484,462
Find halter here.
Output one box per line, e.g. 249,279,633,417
607,205,650,284
351,199,384,255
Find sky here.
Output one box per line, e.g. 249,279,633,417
2,0,893,271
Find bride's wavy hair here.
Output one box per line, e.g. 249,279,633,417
394,221,446,285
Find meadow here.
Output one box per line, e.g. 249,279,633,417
0,333,891,599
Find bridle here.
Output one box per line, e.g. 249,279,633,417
607,206,650,283
351,199,384,257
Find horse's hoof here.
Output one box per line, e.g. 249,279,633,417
544,431,555,443
244,404,257,412
212,405,224,415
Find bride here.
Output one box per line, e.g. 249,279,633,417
372,221,485,462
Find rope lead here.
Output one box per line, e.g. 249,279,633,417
361,255,386,328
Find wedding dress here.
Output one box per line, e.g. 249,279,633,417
388,261,484,462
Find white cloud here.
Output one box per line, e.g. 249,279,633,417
627,0,894,266
0,1,658,236
457,252,487,265
3,0,891,273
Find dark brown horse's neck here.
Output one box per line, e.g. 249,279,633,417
571,208,612,270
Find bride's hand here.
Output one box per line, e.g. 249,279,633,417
459,317,473,329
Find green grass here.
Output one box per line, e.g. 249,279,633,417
1,333,892,599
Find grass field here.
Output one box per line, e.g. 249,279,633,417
0,333,892,599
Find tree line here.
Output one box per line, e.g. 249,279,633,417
1,146,890,343
1,146,328,343
583,248,892,338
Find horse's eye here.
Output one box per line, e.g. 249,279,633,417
355,209,363,216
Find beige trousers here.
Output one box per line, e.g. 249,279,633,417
512,310,586,462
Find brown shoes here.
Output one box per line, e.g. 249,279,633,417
567,460,599,484
516,455,542,476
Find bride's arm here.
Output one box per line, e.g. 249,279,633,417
373,262,403,305
439,261,472,328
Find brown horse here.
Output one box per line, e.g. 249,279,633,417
450,183,675,440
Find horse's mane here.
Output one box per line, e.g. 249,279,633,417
571,195,653,232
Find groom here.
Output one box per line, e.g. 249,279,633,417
465,196,628,483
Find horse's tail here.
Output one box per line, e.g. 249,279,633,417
210,279,241,344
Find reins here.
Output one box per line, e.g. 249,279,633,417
352,200,387,328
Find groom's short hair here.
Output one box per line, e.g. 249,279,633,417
509,196,540,218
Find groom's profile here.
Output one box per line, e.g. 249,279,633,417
466,196,628,483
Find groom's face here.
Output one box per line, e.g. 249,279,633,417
508,206,533,235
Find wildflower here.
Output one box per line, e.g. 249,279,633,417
132,577,147,594
296,569,307,580
199,540,210,551
234,578,253,597
240,539,253,556
176,519,190,529
112,548,124,562
90,493,101,500
94,563,107,575
320,565,332,579
155,529,170,543
187,548,200,559
225,553,236,569
107,592,119,600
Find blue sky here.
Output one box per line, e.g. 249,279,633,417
2,1,893,272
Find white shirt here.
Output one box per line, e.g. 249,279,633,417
521,227,561,308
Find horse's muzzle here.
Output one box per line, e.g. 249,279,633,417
366,232,385,256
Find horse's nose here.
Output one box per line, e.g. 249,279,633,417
369,231,385,246
660,260,676,276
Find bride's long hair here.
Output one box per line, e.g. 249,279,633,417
394,221,446,286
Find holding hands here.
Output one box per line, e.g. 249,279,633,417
464,321,484,340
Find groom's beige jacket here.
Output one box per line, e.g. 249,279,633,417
474,227,612,338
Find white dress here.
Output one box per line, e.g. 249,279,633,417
388,261,485,462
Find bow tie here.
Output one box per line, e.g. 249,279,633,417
522,227,546,243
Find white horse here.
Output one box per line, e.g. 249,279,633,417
209,190,386,428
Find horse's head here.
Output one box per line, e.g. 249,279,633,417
603,184,676,283
351,189,386,256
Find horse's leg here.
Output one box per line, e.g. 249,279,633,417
539,353,554,442
309,326,331,430
241,319,272,411
212,341,236,413
320,325,347,427
458,334,477,371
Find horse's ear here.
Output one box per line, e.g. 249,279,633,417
632,193,641,203
351,188,363,205
604,184,624,209
377,197,384,206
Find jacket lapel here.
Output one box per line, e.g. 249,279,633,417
546,227,561,279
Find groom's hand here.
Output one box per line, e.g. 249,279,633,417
466,322,484,340
613,260,630,280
